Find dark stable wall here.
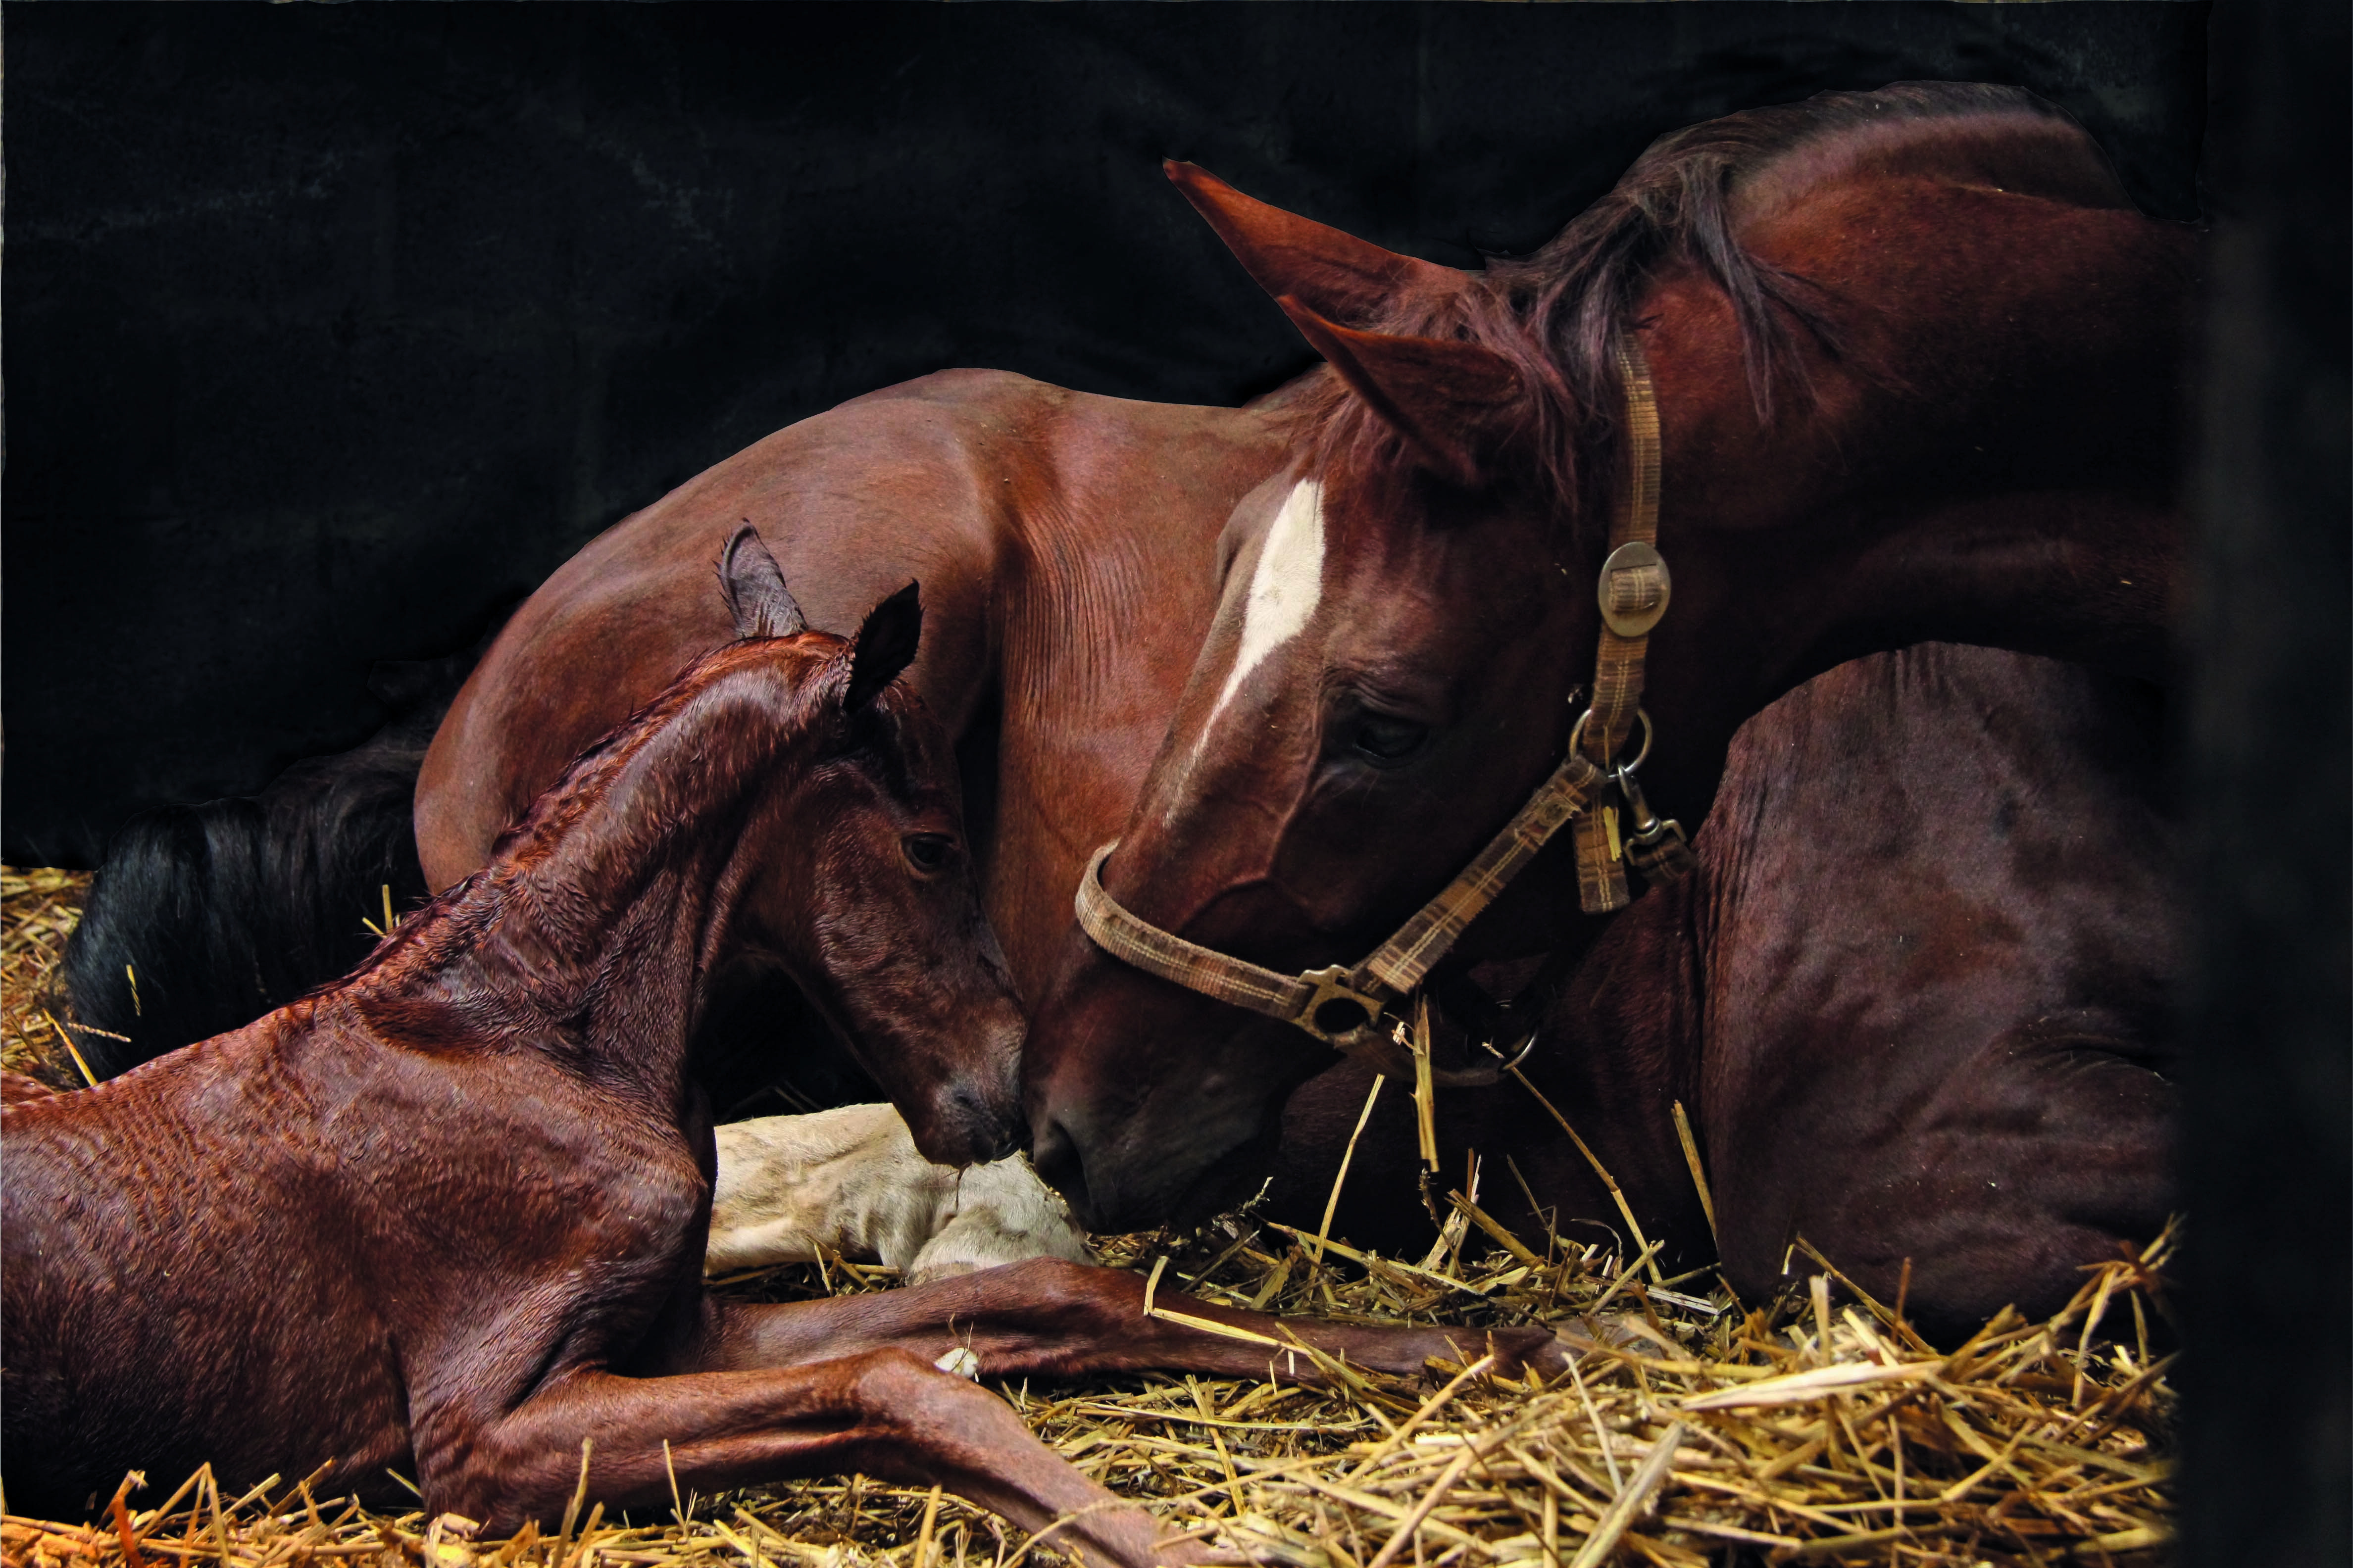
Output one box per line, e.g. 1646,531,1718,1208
2180,0,2351,1563
2,2,2210,866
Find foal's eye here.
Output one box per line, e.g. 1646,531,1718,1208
1352,713,1431,764
902,833,957,874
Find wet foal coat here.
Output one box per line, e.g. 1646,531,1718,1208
6,554,1544,1557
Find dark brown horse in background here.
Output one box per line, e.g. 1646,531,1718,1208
65,85,2193,1331
7,540,1549,1555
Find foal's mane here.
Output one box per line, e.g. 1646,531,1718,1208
1303,82,2089,539
351,637,852,986
502,638,847,864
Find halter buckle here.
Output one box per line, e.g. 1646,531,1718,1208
1597,539,1672,637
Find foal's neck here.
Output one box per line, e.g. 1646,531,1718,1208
378,666,804,1108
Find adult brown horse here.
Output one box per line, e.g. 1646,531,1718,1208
70,83,2180,1058
427,81,2183,972
6,540,1547,1554
1020,83,2191,1321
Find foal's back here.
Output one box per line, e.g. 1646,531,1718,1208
2,640,851,1514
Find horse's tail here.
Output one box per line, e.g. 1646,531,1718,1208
62,652,472,1076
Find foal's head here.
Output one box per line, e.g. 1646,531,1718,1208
439,528,1025,1163
697,532,1027,1166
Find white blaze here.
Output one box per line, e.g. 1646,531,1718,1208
1208,479,1325,728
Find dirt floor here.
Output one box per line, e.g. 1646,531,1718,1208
0,869,2176,1567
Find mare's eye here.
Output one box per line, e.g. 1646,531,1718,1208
1352,713,1430,764
902,833,957,874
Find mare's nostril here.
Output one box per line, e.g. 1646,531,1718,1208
1029,1117,1090,1211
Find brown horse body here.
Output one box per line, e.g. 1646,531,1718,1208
6,562,1541,1551
1262,645,2178,1340
415,373,1283,1000
427,88,2189,1329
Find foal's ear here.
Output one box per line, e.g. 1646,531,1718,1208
719,523,806,639
845,582,923,713
1165,161,1459,325
1277,296,1524,490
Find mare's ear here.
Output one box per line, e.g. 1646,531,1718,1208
1277,296,1524,490
1165,161,1459,325
719,523,806,640
845,582,922,713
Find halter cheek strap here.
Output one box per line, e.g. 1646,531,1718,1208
1571,336,1695,913
1075,739,1606,1082
1073,328,1695,1069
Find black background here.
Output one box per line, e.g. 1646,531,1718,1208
3,1,2209,865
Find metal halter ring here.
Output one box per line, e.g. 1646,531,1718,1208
1480,1026,1542,1079
1567,705,1654,773
1292,964,1394,1048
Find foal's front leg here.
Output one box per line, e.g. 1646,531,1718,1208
699,1257,1563,1382
417,1351,1185,1567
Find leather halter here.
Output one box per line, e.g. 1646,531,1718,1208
1573,337,1697,911
1074,335,1691,1081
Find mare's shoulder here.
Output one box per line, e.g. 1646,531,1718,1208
834,366,1064,415
836,367,1260,439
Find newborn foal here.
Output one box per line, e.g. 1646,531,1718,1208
4,535,1540,1564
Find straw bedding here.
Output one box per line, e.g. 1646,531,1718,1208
0,868,2176,1567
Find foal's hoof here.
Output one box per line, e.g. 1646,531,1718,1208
1553,1310,1683,1360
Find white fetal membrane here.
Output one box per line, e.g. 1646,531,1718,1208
1208,478,1325,729
705,1103,1090,1285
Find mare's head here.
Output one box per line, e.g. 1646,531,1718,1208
1025,165,1642,1227
701,531,1027,1165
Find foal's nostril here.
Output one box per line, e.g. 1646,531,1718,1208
940,1083,1024,1165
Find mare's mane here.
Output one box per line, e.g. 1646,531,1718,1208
1302,82,2100,539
